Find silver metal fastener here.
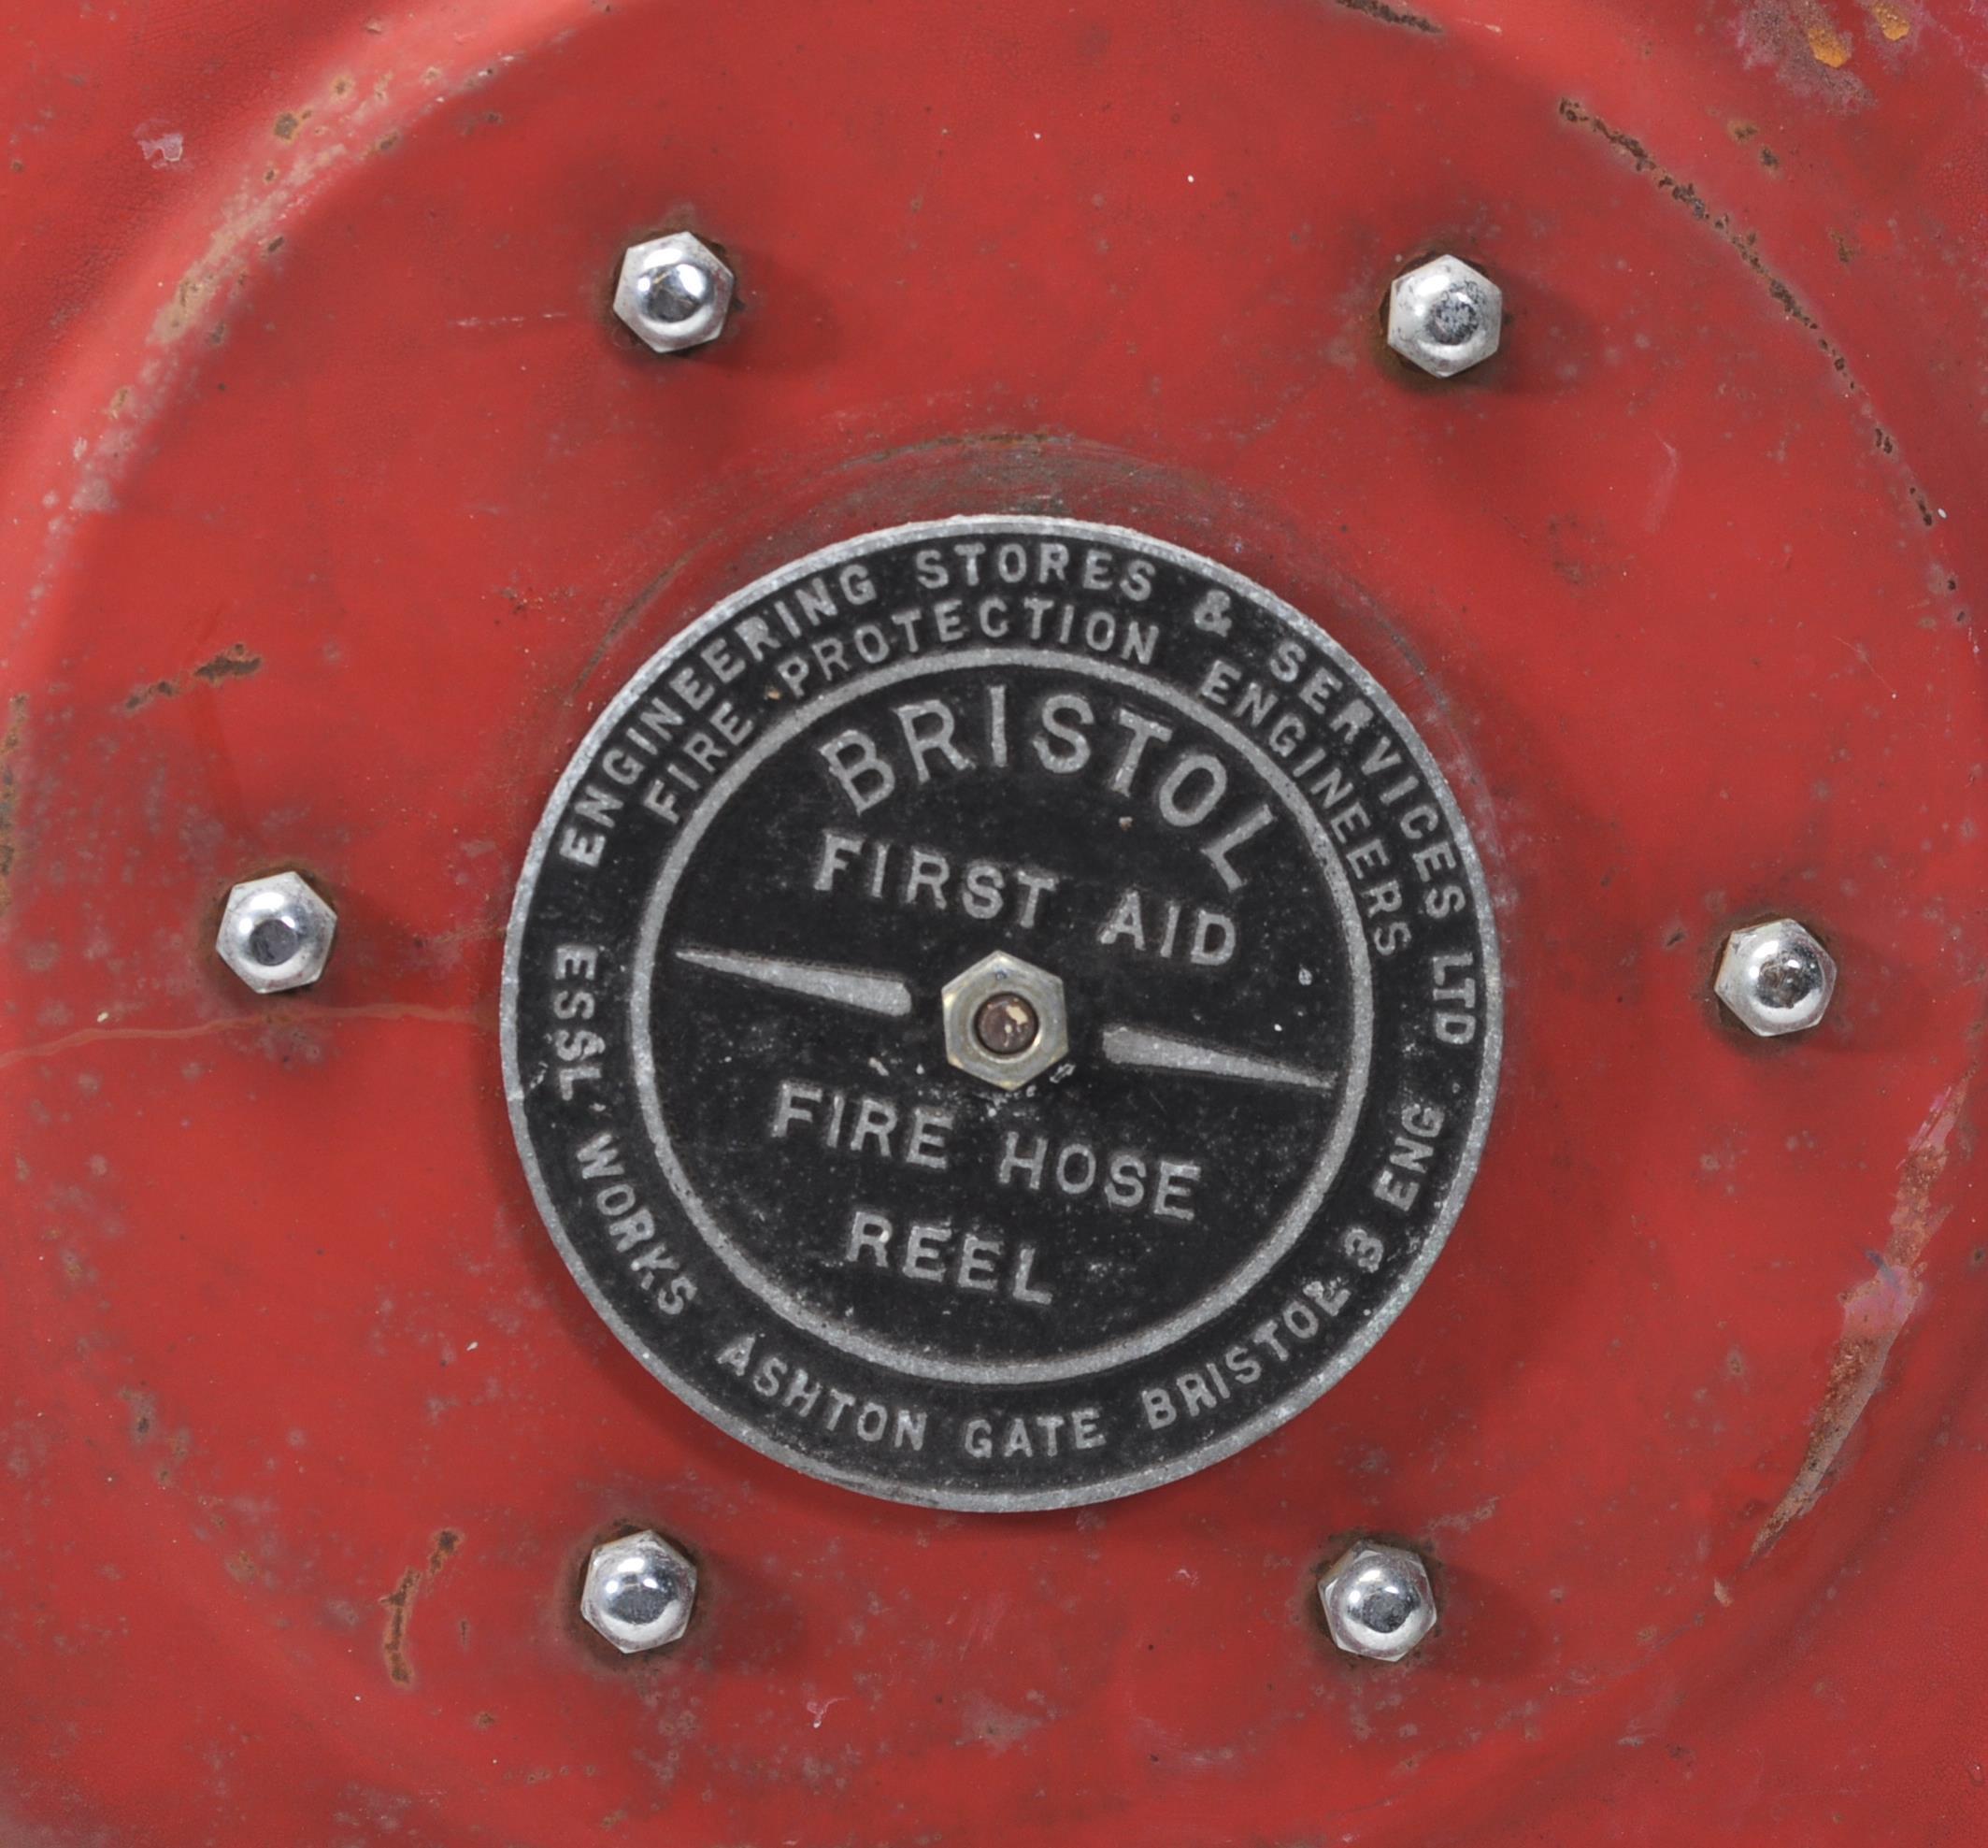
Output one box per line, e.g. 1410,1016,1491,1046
215,870,337,995
940,949,1070,1091
1319,1541,1438,1662
1715,918,1838,1038
580,1530,696,1654
1387,254,1503,379
613,233,735,354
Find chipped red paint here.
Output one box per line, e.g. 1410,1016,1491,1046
3,0,1985,1841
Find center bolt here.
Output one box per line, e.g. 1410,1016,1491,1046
941,952,1068,1090
973,992,1040,1057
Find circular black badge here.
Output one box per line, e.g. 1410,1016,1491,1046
503,518,1500,1509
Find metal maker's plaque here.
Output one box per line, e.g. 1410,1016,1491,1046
503,518,1500,1508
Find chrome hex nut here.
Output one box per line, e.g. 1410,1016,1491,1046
1715,918,1838,1038
1319,1541,1437,1663
1387,254,1503,379
580,1530,696,1655
613,232,735,353
215,870,337,996
941,951,1069,1091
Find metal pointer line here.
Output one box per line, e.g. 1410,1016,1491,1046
673,945,915,1018
1099,1024,1337,1095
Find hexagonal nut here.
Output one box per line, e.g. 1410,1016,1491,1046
580,1530,696,1655
215,871,337,996
613,233,735,354
941,951,1069,1091
1715,918,1837,1038
1319,1542,1437,1663
1387,254,1502,379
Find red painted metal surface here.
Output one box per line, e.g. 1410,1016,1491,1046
3,0,1984,1841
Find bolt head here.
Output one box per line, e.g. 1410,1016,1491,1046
580,1530,696,1655
1715,918,1838,1038
216,871,336,995
941,951,1068,1091
1387,254,1503,379
613,233,734,353
974,991,1041,1057
1319,1542,1437,1663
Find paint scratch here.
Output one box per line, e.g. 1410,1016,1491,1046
1752,1072,1973,1557
1557,99,1861,398
0,694,24,923
448,310,574,330
0,1001,490,1073
1331,0,1441,34
1645,437,1681,535
26,47,519,623
136,127,185,169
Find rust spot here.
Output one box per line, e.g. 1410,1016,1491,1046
379,1528,464,1687
1329,0,1440,32
123,645,262,713
1545,515,1603,587
119,1387,157,1444
273,111,301,140
1791,0,1854,64
192,643,262,685
1732,124,1785,170
0,692,24,922
156,272,217,345
1862,0,1910,39
380,1570,420,1684
126,680,177,712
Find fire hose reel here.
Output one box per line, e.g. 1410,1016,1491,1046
4,2,1983,1841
